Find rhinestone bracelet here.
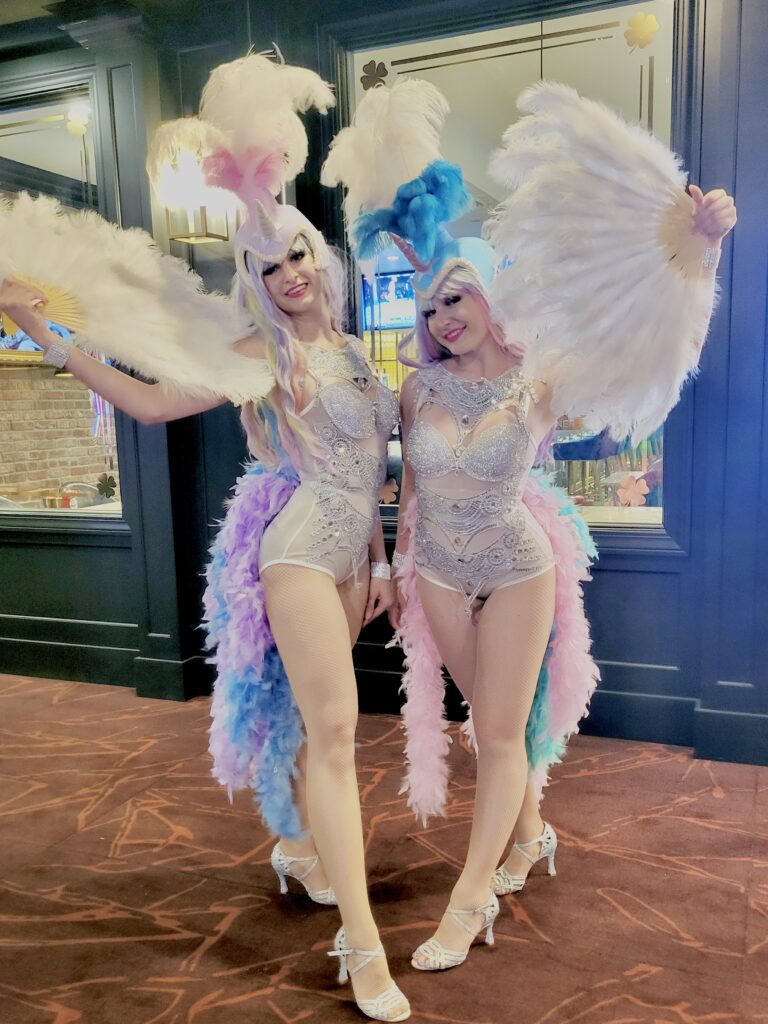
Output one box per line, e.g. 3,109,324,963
370,561,391,581
42,337,74,369
702,246,721,271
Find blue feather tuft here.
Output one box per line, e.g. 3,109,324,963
352,160,472,263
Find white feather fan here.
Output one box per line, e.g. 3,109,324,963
485,81,717,444
321,79,449,224
0,193,274,404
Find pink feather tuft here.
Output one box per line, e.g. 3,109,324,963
202,145,286,207
202,148,243,192
522,477,600,756
390,498,452,825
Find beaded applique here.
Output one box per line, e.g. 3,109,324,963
298,338,397,574
407,361,553,612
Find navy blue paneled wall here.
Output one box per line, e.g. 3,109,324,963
692,0,768,760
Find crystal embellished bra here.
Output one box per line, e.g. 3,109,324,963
406,361,554,609
299,337,398,494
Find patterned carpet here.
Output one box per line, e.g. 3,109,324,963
0,672,765,1024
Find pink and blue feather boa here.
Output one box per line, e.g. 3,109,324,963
202,461,306,838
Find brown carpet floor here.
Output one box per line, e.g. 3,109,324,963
0,672,765,1024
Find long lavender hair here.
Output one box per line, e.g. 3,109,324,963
398,264,523,369
235,233,348,468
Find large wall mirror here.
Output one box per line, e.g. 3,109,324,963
0,82,122,517
351,0,673,527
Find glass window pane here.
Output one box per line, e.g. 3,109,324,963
541,424,664,527
0,89,122,517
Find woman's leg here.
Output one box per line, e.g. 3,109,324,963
413,569,555,963
414,576,478,705
501,777,547,877
262,563,406,1012
415,576,548,892
278,567,369,893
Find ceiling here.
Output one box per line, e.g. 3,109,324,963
0,1,52,26
0,0,195,29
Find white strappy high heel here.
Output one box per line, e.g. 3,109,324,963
328,927,411,1022
411,891,499,971
492,822,558,896
270,842,337,906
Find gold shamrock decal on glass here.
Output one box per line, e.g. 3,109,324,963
97,473,117,499
624,12,660,51
361,60,388,90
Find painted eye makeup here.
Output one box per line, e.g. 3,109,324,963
289,249,306,263
443,294,461,307
423,308,436,320
262,262,279,277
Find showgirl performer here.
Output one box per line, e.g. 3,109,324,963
0,55,409,1022
323,78,736,972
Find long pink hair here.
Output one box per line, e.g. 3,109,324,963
397,264,524,369
235,233,348,468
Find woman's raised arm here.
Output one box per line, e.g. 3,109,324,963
0,277,229,424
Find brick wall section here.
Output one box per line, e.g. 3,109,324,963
0,366,120,507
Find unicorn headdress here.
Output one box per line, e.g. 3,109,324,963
321,78,494,299
147,53,335,285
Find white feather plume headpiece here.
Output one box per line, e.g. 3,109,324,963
321,78,449,226
485,81,718,444
198,54,335,208
322,79,489,299
147,54,335,269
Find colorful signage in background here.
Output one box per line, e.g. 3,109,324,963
361,271,416,331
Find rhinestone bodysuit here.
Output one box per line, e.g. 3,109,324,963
259,337,398,584
406,361,554,613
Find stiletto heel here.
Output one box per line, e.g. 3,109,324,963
493,822,558,895
547,848,557,877
328,927,411,1022
270,842,337,905
411,891,499,971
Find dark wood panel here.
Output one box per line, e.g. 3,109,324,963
584,570,681,668
0,544,137,621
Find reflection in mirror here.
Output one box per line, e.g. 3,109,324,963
353,0,673,525
0,88,122,516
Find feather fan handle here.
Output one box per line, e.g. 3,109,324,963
487,81,719,444
321,79,450,226
0,193,274,405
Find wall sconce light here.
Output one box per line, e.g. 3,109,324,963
154,148,236,245
66,101,91,138
164,204,230,244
